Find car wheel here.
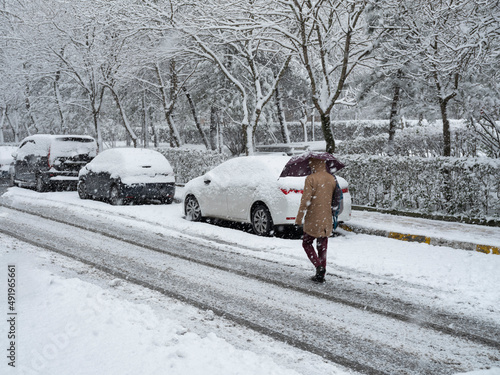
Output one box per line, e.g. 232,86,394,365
163,197,174,205
185,195,202,221
109,184,124,206
35,175,47,192
77,180,89,199
251,204,274,236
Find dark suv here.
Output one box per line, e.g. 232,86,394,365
12,134,97,192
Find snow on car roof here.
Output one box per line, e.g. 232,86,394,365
203,155,306,191
15,134,96,159
84,148,173,178
225,155,290,176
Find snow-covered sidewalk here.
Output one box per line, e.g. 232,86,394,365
347,209,500,253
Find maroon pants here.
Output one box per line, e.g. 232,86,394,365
302,233,328,268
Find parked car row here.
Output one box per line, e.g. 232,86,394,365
7,134,352,236
8,134,176,205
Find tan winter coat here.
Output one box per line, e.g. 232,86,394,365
295,159,336,238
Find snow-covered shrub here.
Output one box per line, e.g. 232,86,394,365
336,120,478,157
156,147,229,184
337,155,500,220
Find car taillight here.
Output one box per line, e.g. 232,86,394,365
342,188,348,194
280,188,303,195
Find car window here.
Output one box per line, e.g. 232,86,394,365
17,140,44,159
16,137,52,159
50,137,97,161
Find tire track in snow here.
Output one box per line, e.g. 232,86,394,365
2,199,500,351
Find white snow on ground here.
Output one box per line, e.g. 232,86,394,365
1,237,349,375
1,186,500,375
351,210,500,247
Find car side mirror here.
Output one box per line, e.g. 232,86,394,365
203,172,215,185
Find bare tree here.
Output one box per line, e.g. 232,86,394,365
275,0,382,153
177,0,292,155
393,0,500,156
470,111,500,158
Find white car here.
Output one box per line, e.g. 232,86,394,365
183,155,351,236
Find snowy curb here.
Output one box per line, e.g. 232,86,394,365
339,223,500,255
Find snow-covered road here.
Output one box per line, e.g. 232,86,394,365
1,187,500,374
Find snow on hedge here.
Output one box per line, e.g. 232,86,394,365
156,147,229,184
336,155,500,221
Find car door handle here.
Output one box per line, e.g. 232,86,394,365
204,179,211,185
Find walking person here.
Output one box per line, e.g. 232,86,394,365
295,158,336,283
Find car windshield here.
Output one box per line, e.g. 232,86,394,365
51,137,97,160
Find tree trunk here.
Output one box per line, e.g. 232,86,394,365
387,70,402,156
54,70,66,134
151,122,159,148
155,62,181,148
24,83,39,133
89,87,105,153
320,112,335,154
210,106,220,151
439,97,452,157
183,87,209,149
275,84,290,144
108,86,138,148
142,93,149,148
92,108,102,152
0,107,5,143
6,112,20,143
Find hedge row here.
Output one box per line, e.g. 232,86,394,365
156,147,229,184
336,155,500,221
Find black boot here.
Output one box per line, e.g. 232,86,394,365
311,266,326,283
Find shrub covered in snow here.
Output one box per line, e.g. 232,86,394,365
156,147,229,184
335,120,479,157
337,155,500,221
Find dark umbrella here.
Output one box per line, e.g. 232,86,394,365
279,151,345,178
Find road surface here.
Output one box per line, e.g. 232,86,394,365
1,196,499,375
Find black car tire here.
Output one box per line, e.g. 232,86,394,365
163,197,174,205
109,184,124,206
184,195,202,221
251,204,274,236
77,180,89,199
35,175,47,192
